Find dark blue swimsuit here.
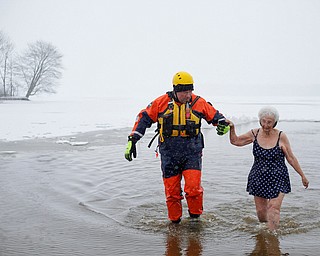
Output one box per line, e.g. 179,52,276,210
246,129,291,199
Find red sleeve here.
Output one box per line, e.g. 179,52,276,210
144,94,169,122
130,94,169,139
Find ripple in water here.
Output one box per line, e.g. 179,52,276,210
79,197,320,239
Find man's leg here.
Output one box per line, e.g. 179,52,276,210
183,169,203,217
163,174,183,222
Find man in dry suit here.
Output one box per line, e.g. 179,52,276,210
125,71,230,223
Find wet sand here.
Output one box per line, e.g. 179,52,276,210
1,123,320,255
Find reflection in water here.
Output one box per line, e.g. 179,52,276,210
165,233,183,256
165,220,203,256
249,231,287,256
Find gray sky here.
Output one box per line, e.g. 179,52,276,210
1,0,319,99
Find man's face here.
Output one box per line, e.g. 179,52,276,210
176,90,192,104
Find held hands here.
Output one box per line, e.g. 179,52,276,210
125,136,137,161
216,118,230,136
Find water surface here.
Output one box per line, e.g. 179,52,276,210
1,121,319,255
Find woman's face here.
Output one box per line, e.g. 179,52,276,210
176,90,192,104
260,115,276,132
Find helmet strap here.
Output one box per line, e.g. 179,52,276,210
172,91,180,103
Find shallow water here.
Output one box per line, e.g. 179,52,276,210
1,121,320,255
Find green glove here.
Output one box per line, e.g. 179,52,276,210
216,119,230,136
125,136,137,161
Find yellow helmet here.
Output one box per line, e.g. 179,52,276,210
172,71,194,92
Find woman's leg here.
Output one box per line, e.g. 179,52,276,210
267,193,285,230
254,193,285,230
254,196,268,222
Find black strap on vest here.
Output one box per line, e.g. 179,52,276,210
190,95,200,107
148,128,159,148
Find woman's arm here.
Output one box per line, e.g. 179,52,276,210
280,132,309,188
228,120,254,147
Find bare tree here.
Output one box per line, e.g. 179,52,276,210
0,31,14,97
17,41,63,98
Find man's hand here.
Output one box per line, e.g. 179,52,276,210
216,119,230,136
125,136,137,161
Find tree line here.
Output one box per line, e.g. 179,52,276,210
0,31,63,99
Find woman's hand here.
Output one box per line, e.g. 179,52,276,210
226,119,234,127
302,175,309,189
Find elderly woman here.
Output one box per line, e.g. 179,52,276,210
227,106,309,230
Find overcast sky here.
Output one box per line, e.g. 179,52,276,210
1,0,319,99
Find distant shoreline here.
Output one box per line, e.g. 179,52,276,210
0,96,29,101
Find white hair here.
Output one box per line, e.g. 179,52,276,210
258,106,279,122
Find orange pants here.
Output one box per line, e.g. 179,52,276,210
163,169,203,221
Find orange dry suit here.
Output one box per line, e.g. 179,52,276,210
129,91,226,221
